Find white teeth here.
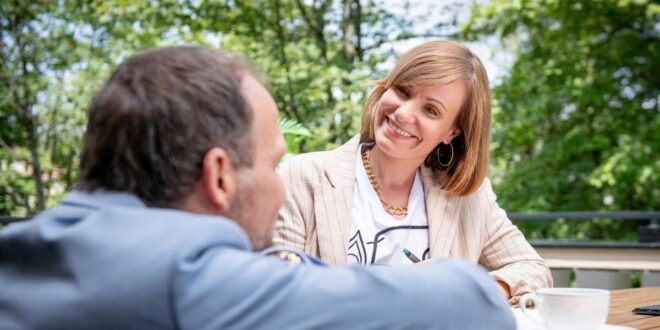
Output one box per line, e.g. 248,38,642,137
394,126,411,137
388,118,413,137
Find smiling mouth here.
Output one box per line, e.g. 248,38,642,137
386,117,416,138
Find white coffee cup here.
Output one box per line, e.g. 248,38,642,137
518,288,610,330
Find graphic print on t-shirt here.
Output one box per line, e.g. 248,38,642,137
349,144,430,266
347,230,368,264
347,225,430,265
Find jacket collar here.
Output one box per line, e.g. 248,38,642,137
62,190,146,210
323,135,361,188
61,189,255,250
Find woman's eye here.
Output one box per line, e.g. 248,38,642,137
424,106,438,116
395,85,410,97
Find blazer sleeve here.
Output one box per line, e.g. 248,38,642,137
273,156,313,251
172,240,516,330
477,179,553,303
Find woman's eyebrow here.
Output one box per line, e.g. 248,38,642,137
426,97,448,113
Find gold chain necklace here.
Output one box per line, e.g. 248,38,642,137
361,150,408,216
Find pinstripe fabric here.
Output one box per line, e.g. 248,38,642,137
274,135,553,302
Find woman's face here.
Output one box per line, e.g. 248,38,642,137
373,79,467,162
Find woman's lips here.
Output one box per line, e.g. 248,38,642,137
386,117,416,139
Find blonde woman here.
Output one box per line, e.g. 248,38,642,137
274,40,552,303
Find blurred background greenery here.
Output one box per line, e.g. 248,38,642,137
1,0,658,240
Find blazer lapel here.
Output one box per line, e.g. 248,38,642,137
422,167,462,258
313,135,360,265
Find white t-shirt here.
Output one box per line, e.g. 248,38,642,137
347,145,429,266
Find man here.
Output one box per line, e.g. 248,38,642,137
0,46,515,329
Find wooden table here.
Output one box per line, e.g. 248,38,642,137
608,287,660,329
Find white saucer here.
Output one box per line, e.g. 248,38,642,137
512,308,638,330
601,325,637,330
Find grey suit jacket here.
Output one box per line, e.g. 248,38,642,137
0,190,515,329
274,135,553,302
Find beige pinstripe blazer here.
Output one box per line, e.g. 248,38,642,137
274,135,552,302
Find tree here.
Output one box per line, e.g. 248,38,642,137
1,1,91,214
0,0,175,215
463,0,659,239
187,0,456,151
1,0,461,215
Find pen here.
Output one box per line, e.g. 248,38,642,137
402,248,421,263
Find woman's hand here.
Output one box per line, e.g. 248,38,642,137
496,280,511,299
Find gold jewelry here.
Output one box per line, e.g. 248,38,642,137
436,142,455,167
361,150,408,216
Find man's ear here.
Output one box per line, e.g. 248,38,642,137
442,127,462,144
200,147,237,213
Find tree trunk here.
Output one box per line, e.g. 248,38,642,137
342,0,357,62
273,0,303,123
26,111,45,211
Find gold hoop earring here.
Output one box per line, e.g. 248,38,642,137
436,143,454,167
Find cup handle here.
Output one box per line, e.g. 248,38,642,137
518,293,544,326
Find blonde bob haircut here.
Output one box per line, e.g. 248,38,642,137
360,40,491,196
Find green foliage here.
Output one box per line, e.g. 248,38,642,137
279,117,312,161
197,1,388,152
3,0,656,246
464,0,659,239
0,0,170,215
1,0,450,215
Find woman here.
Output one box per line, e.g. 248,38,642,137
274,40,552,303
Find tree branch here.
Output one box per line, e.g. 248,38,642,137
294,0,328,60
294,0,321,36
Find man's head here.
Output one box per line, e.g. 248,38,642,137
78,46,286,250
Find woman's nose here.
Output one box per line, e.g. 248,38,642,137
394,101,415,124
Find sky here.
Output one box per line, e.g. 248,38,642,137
377,0,514,86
